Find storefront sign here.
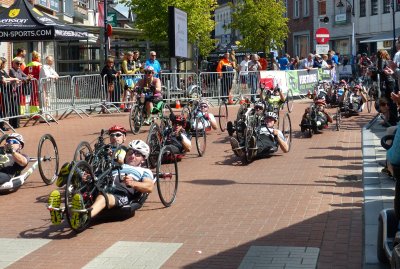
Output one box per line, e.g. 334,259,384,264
38,0,59,12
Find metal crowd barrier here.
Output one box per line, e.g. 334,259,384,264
160,72,201,102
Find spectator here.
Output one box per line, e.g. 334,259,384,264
313,54,323,68
132,50,142,73
299,53,314,70
145,51,161,78
120,51,137,111
216,52,235,104
9,57,32,128
247,54,262,102
14,48,26,71
258,53,268,70
101,57,121,107
0,57,20,131
278,53,290,70
321,54,330,68
239,54,250,91
271,57,279,70
24,51,42,114
39,55,59,121
393,42,400,90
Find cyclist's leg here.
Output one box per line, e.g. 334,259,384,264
89,192,117,219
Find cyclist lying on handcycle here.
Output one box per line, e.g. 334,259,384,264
0,133,29,188
339,84,367,113
262,85,286,113
168,115,192,154
47,125,128,225
230,110,289,159
135,66,162,125
191,99,217,131
300,99,333,133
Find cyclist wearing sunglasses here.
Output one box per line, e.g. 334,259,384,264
0,133,29,188
192,99,217,130
135,66,163,125
168,115,192,154
68,140,154,230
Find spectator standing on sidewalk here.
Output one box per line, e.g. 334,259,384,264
247,54,262,103
393,42,400,91
239,54,250,91
121,51,137,111
101,57,121,107
39,56,59,120
145,51,161,78
24,51,42,114
216,52,235,104
278,53,290,71
9,57,32,129
299,53,314,70
14,48,26,71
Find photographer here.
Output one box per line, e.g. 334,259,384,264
0,133,29,186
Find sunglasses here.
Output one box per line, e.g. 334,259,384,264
255,107,263,110
128,149,144,157
200,105,208,108
16,63,22,66
379,103,388,107
6,139,20,145
144,71,153,74
150,55,156,57
110,132,124,138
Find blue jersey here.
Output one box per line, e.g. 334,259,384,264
112,164,154,183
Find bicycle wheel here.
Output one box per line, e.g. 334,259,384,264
243,126,254,164
218,101,228,132
65,160,94,233
286,89,294,112
37,134,59,185
195,117,206,156
181,105,191,120
281,113,292,152
162,103,173,121
335,107,341,131
129,105,143,134
73,141,93,163
366,88,372,113
0,134,8,144
156,145,178,207
146,122,162,169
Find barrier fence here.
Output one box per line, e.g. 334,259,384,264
0,68,335,131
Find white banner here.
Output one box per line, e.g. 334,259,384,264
316,44,329,55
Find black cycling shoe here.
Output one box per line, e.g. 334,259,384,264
227,121,234,136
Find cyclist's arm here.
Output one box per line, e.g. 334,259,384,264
153,78,162,94
278,90,286,102
12,152,29,167
124,176,154,193
273,129,289,153
180,133,192,152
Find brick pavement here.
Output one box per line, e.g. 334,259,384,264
0,101,371,269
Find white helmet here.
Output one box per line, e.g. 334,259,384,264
265,111,278,121
254,102,265,110
128,140,150,159
8,133,24,148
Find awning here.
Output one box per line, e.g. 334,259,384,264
360,28,400,43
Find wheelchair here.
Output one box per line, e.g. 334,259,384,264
300,100,337,137
129,87,172,134
59,130,178,233
0,134,59,194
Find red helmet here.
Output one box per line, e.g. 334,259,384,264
315,99,326,106
174,115,186,125
108,125,127,135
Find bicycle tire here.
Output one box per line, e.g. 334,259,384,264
281,113,292,152
73,141,93,163
38,134,59,185
286,89,294,112
0,134,8,144
64,160,94,233
336,107,341,131
181,105,191,121
129,105,143,134
146,122,162,169
218,101,228,132
366,90,372,113
156,145,178,207
162,104,173,121
195,117,206,157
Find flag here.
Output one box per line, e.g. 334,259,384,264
98,2,104,26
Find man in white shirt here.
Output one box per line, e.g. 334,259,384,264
39,56,59,118
299,53,314,70
239,54,250,90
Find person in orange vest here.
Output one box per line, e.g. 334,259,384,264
24,51,42,114
259,53,268,70
216,52,235,104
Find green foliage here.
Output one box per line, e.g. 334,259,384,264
121,0,218,56
230,0,289,53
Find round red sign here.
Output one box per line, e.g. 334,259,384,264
315,28,330,44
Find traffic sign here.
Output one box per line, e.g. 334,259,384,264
316,44,329,55
316,28,330,44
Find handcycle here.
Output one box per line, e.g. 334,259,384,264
0,134,59,194
129,87,172,134
62,129,178,232
259,74,294,113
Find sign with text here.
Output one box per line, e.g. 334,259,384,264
316,44,329,55
315,27,330,44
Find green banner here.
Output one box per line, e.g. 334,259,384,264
318,68,332,82
286,71,299,95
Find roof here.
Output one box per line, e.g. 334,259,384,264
359,28,400,43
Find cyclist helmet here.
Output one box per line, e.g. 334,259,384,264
174,115,186,125
56,162,72,187
265,111,278,121
144,66,155,73
199,98,209,106
128,140,150,159
254,102,265,110
353,84,361,90
108,125,127,135
315,99,326,106
339,79,347,85
7,133,24,148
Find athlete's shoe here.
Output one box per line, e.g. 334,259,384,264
48,190,62,225
70,193,87,230
248,136,257,160
230,137,244,157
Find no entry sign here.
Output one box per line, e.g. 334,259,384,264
315,28,330,44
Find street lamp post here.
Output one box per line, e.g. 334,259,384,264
392,0,396,58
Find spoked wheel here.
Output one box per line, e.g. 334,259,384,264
146,123,162,169
162,104,173,122
217,101,228,132
335,107,341,131
286,89,294,112
129,105,143,134
281,113,292,152
37,134,59,185
156,145,178,207
73,141,93,163
181,105,191,121
195,117,206,156
65,160,94,233
243,126,255,164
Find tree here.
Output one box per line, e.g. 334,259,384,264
121,0,218,56
230,0,289,53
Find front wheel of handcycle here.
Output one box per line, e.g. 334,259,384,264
286,89,294,112
280,113,292,152
73,141,93,163
218,101,228,132
129,105,143,134
156,145,179,207
38,134,59,185
65,160,94,233
146,122,162,169
195,117,207,156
